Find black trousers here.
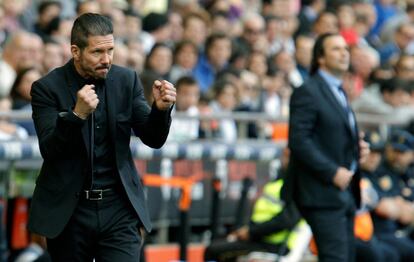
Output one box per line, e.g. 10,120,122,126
47,188,143,262
301,200,356,262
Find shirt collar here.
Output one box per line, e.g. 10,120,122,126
318,69,342,89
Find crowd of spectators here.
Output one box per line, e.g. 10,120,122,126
0,0,413,142
0,1,413,261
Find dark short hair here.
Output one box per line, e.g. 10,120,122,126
175,76,198,91
71,13,113,50
380,77,411,94
38,1,61,15
310,33,338,75
205,32,230,52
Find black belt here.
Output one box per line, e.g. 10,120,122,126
81,188,114,201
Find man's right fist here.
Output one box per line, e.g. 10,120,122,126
73,84,99,119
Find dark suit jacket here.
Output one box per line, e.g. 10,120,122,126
28,60,171,238
285,73,361,209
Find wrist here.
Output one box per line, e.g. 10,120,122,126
72,110,87,120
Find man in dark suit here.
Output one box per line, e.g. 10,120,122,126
286,33,368,262
27,13,176,261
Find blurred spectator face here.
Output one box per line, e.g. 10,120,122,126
175,42,198,70
283,16,298,38
43,42,64,73
271,0,296,18
113,42,129,67
295,35,314,69
77,1,101,15
247,51,268,78
15,68,42,100
313,13,339,35
29,34,44,67
239,70,259,102
350,46,379,80
111,8,126,40
396,55,414,80
274,51,295,74
176,83,200,111
266,16,283,42
243,15,265,48
147,45,173,76
338,5,355,29
55,18,73,40
37,2,61,28
211,13,231,35
3,0,28,17
183,15,208,48
353,3,377,30
216,83,238,110
4,32,33,71
385,146,414,173
209,0,230,13
169,12,183,42
383,88,411,107
127,39,145,72
263,71,286,94
395,23,414,50
207,37,231,69
360,151,382,172
125,14,141,40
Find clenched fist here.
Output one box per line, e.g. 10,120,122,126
73,84,99,119
152,80,176,111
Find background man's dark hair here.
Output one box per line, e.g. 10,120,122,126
71,13,113,50
175,76,198,91
310,32,338,75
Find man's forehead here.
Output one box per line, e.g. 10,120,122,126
324,35,347,47
87,34,114,46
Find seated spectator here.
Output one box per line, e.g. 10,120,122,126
169,40,199,84
193,33,232,93
167,76,200,142
352,77,414,123
366,130,414,261
143,42,173,81
9,67,42,136
0,97,28,140
10,67,42,110
209,79,238,142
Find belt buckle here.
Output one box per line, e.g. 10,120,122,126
85,189,103,200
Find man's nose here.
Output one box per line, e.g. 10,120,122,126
101,53,110,64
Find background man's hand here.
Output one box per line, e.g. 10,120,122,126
73,84,99,119
333,167,354,190
227,226,250,241
153,80,176,110
359,132,370,165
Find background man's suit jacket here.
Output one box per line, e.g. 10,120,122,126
285,73,361,209
28,60,171,238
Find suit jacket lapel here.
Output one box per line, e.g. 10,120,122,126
315,75,353,134
63,60,90,157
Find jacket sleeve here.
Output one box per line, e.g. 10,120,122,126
288,86,338,184
248,201,301,240
31,80,86,160
130,72,172,149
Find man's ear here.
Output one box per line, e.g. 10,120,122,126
318,56,325,68
71,45,80,61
